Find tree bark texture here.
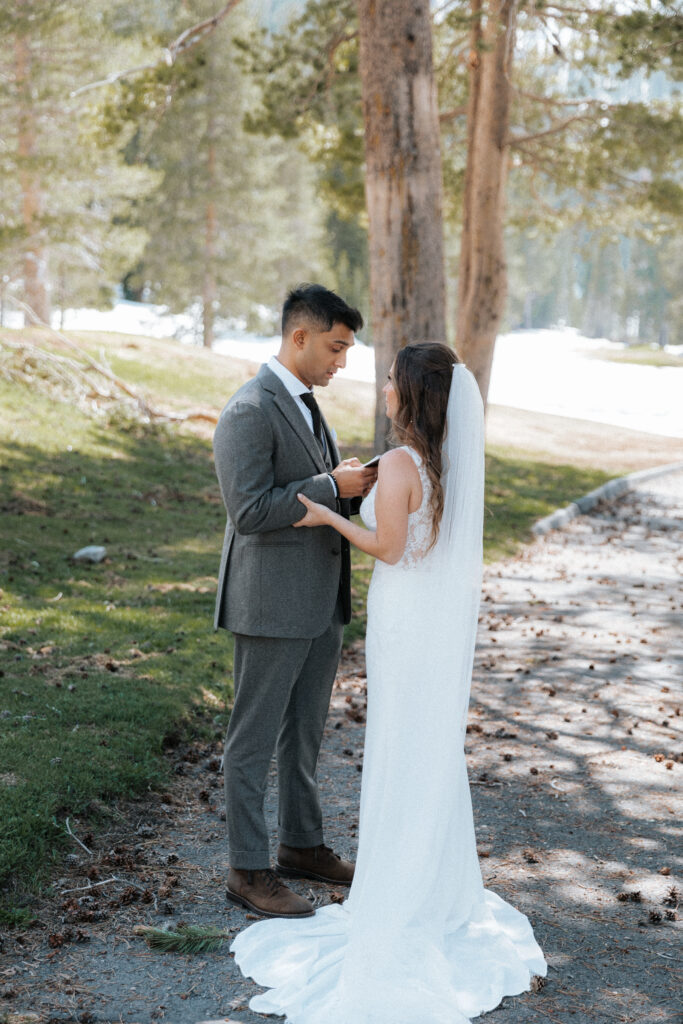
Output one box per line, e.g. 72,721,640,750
14,24,50,326
357,0,447,450
202,48,217,349
456,0,517,408
203,144,217,349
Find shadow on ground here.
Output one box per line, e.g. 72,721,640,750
1,472,681,1024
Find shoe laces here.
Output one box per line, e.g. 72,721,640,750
319,844,340,861
254,868,285,895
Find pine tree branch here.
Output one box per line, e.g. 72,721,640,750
508,112,591,147
65,817,94,856
511,142,563,175
60,876,136,895
648,37,683,58
301,28,358,115
432,0,464,19
439,105,468,123
134,923,232,954
276,25,358,124
538,3,593,14
434,39,470,75
71,0,243,98
168,0,243,61
528,4,596,29
70,61,169,98
7,296,155,413
528,168,563,219
3,298,219,426
512,84,596,108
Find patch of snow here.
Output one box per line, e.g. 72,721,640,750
212,332,376,386
5,300,681,439
488,328,683,440
2,311,24,329
55,301,197,341
212,334,280,363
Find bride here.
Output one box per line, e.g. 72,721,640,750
231,343,547,1023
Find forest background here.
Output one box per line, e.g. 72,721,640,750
1,0,681,385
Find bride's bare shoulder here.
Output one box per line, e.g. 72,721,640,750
378,447,420,481
377,448,422,511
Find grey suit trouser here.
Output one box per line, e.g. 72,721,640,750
224,597,344,869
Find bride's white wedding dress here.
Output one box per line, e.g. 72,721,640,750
231,368,547,1022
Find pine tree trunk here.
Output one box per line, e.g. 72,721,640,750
456,0,517,408
203,188,216,349
202,52,217,349
357,0,447,450
14,25,50,326
582,246,613,340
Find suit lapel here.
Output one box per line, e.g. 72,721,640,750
258,365,329,474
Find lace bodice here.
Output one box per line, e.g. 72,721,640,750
359,446,433,568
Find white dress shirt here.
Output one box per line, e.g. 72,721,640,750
267,355,317,433
267,356,337,495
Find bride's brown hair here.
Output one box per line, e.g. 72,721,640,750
391,342,459,549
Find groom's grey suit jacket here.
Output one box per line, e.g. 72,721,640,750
213,364,352,639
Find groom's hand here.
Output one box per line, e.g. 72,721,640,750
332,458,378,499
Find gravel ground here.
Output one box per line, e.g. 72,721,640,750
2,472,681,1024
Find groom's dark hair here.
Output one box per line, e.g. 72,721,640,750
282,284,363,337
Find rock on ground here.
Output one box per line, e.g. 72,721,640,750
72,545,107,563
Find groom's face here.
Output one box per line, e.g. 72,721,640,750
293,322,355,389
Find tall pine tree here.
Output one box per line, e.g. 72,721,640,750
0,1,155,324
103,1,328,346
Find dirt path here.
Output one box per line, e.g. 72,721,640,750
3,473,681,1024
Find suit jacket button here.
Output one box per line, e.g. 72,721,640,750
331,548,340,556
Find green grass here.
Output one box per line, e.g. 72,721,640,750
0,328,612,908
592,345,683,368
0,372,230,905
483,446,610,559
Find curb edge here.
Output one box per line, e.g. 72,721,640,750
531,459,683,536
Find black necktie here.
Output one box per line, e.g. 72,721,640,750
300,391,327,458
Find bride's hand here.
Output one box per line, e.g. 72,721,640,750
294,493,332,528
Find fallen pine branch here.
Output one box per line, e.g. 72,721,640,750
4,297,155,416
1,298,219,426
65,817,93,857
60,876,123,895
134,922,232,953
60,875,149,897
164,408,219,425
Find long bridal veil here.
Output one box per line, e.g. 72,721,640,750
427,362,486,737
231,363,547,1024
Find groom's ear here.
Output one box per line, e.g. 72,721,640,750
292,327,307,350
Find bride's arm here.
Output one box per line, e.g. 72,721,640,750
295,449,413,565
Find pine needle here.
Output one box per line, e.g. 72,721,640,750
133,923,231,953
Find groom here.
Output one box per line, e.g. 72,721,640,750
213,284,377,919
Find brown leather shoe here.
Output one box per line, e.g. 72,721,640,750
226,867,314,918
276,843,355,886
